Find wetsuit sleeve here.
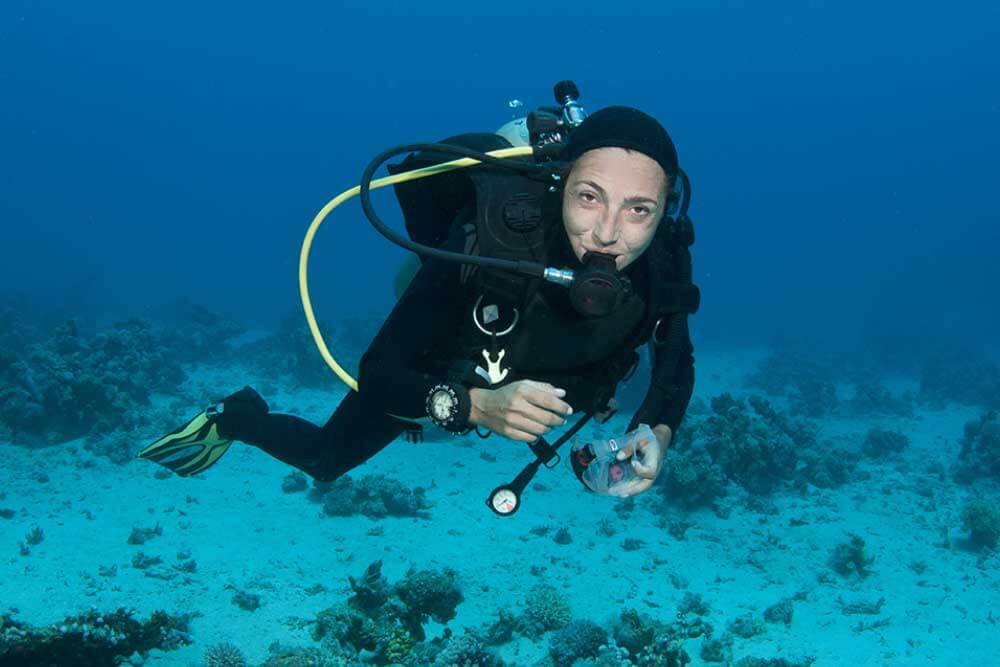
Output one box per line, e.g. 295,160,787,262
357,227,472,420
652,319,695,433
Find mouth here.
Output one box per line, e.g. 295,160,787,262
581,250,624,270
582,249,620,259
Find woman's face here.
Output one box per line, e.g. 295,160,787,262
561,147,669,271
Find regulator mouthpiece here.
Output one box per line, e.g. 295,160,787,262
568,252,631,318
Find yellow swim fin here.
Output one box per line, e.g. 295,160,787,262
138,409,232,477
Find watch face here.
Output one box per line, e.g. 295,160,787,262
430,390,455,421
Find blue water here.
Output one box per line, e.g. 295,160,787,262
1,2,999,666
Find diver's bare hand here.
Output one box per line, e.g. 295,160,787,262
608,425,671,497
468,380,573,443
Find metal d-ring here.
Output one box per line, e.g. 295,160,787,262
651,316,669,346
472,295,519,337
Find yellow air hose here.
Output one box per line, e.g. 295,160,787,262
298,145,536,392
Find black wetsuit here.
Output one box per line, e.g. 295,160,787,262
217,220,695,482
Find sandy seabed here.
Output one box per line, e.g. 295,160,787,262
1,350,997,666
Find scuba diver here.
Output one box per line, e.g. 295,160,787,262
139,83,699,513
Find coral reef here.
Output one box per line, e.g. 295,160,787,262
309,474,432,519
153,299,246,364
204,642,249,667
743,351,836,401
954,411,1000,484
0,607,192,665
609,608,695,666
126,524,162,545
0,301,38,357
830,534,874,578
238,314,338,388
700,637,731,663
861,428,909,459
763,599,793,626
733,658,814,667
658,445,729,509
845,380,913,417
797,446,859,489
240,312,381,389
518,585,573,638
260,644,349,666
961,499,1000,549
676,592,710,617
282,472,309,494
727,613,765,639
313,560,465,663
663,394,868,499
548,619,607,667
788,378,838,418
394,566,464,640
0,319,184,444
431,629,502,667
919,350,1000,408
696,394,810,495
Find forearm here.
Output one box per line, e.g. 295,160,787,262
468,387,488,426
655,356,694,433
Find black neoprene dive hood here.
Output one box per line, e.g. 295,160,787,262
357,80,691,320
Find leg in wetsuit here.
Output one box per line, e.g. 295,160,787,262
215,386,409,482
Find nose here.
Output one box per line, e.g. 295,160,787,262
592,212,620,247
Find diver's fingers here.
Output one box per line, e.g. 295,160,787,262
519,381,573,416
615,443,637,461
509,392,568,427
633,440,664,478
517,402,567,428
631,455,659,478
521,380,565,397
506,412,553,438
610,477,653,498
503,427,540,443
529,391,573,417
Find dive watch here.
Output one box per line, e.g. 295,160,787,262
425,382,472,433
